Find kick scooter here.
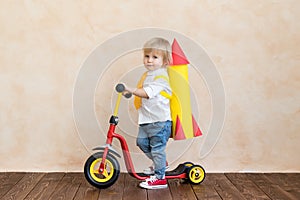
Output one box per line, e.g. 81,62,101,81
84,84,206,189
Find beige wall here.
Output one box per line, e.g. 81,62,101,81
0,1,299,172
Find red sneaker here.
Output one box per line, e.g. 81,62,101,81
139,176,168,189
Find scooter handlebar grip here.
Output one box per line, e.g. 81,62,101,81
115,83,125,93
124,93,132,98
115,83,132,98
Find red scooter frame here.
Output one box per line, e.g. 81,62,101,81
84,84,205,189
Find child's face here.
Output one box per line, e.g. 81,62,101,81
143,51,165,71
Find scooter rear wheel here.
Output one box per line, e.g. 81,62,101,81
84,152,120,189
187,165,206,184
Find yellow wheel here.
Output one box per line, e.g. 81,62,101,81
84,153,120,189
187,165,206,184
89,157,115,182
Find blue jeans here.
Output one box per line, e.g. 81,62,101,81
136,120,172,179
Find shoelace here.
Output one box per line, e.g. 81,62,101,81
146,176,157,183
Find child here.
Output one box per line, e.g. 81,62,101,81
124,37,172,189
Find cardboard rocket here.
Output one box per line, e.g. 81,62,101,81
168,39,202,140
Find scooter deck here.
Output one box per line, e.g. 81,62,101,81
136,163,187,177
166,163,186,176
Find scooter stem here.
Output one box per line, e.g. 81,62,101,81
113,93,122,116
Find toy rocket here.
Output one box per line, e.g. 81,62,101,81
168,39,202,140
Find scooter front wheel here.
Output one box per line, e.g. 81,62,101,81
84,152,120,189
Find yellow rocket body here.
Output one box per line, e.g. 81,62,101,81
168,39,202,140
168,65,194,138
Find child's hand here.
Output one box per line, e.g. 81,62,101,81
124,84,136,93
122,84,135,96
121,84,148,98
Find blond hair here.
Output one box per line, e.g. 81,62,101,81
143,37,172,66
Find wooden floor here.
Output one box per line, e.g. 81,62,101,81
0,173,299,200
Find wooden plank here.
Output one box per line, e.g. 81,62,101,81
247,173,298,200
147,188,173,200
73,173,100,200
285,173,300,187
263,173,300,188
48,173,82,200
0,172,26,198
1,173,44,200
264,173,300,198
24,173,65,200
0,172,299,199
97,173,125,200
0,172,10,184
122,174,147,200
225,173,270,200
168,179,197,200
191,173,222,200
147,177,173,200
209,173,247,200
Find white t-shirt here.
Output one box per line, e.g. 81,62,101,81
138,68,172,124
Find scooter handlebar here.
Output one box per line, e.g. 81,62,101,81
115,83,132,98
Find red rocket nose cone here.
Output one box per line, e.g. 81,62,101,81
172,39,189,65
